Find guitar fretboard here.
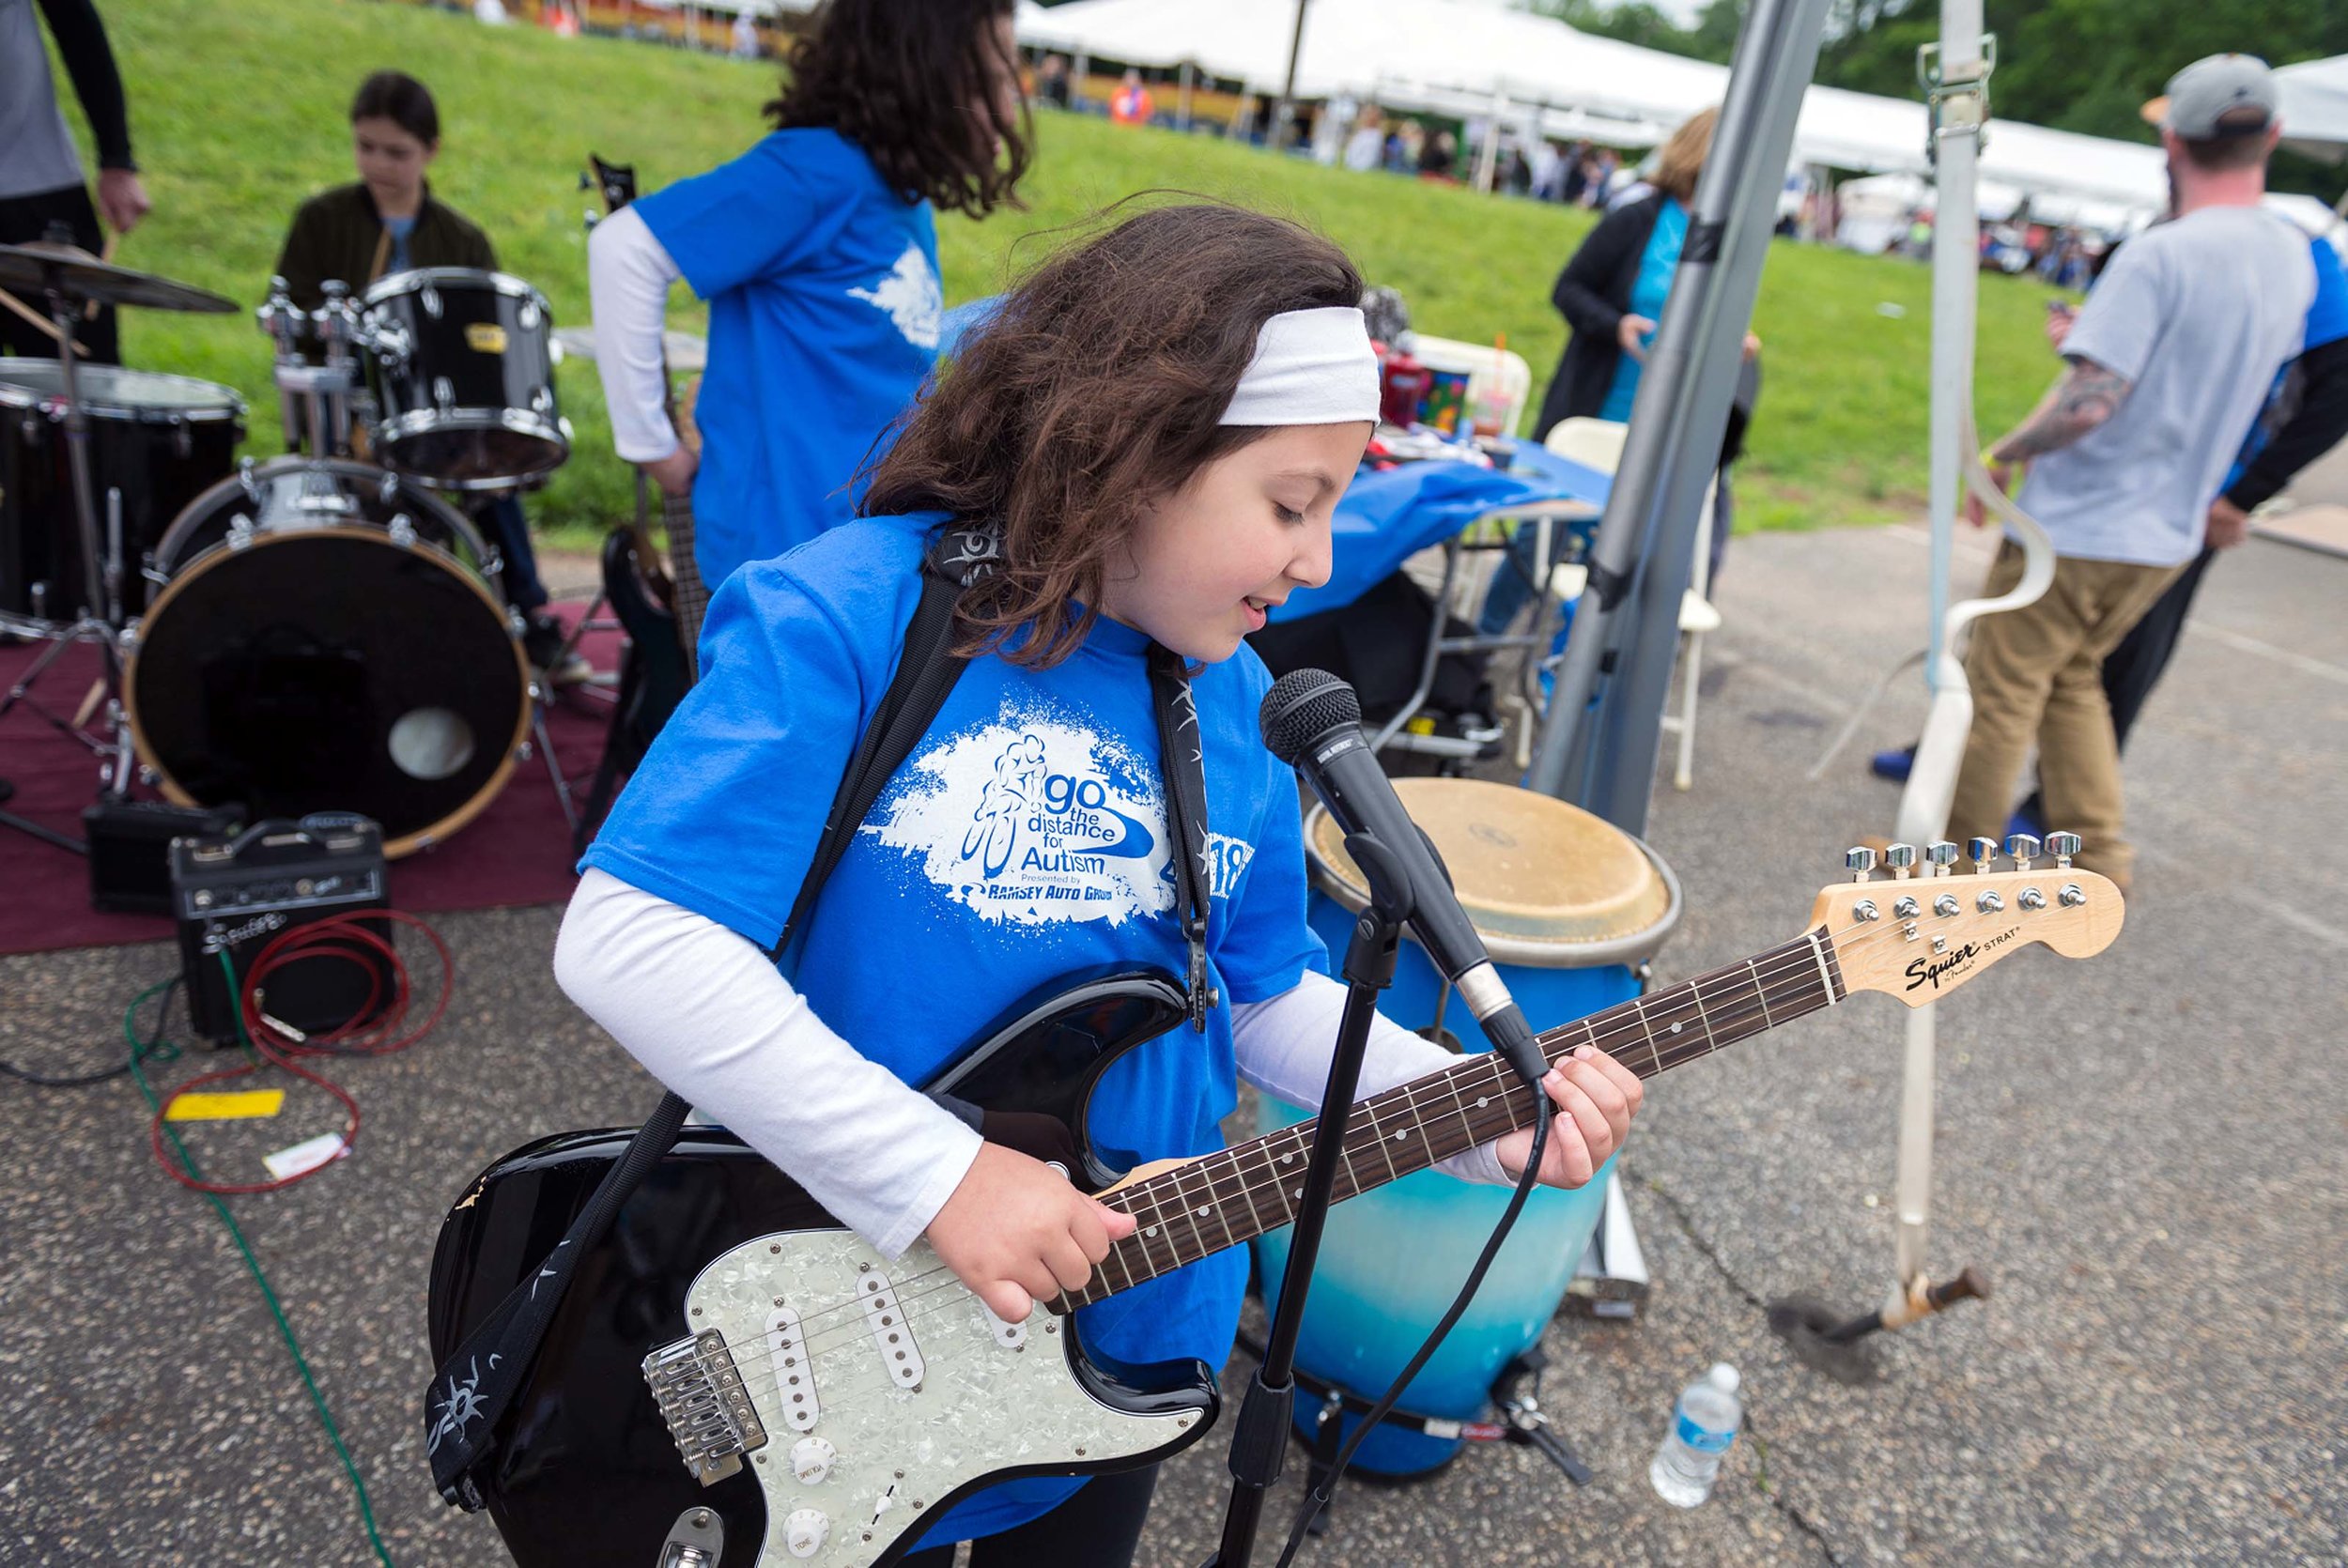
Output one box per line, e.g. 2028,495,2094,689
1055,930,1843,1312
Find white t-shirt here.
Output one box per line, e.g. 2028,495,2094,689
2018,205,2315,568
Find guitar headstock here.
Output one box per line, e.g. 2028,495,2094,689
1810,833,2123,1007
584,153,639,218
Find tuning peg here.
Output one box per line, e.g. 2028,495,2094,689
1925,840,1961,878
2005,832,2040,871
1968,837,1999,873
1884,842,1917,879
1845,845,1877,883
2047,831,2081,869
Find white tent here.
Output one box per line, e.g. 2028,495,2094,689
2277,54,2348,165
1018,0,2173,222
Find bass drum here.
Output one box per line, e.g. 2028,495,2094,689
126,458,531,857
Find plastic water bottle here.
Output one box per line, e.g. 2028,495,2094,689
1649,1362,1741,1507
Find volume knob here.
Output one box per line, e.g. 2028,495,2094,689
790,1435,837,1484
784,1508,829,1559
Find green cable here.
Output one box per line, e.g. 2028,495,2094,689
127,972,399,1568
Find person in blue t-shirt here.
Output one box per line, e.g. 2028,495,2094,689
555,204,1645,1568
587,0,1030,617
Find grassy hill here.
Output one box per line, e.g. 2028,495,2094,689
71,0,2065,543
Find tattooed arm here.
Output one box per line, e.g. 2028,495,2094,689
1989,357,2134,464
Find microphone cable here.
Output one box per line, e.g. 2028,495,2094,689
1272,1095,1553,1565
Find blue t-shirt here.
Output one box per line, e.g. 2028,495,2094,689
1598,196,1688,423
381,214,416,275
635,130,943,592
2222,233,2348,492
581,512,1323,1544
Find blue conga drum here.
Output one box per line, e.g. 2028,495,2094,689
1253,777,1679,1474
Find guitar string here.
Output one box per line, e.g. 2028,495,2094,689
709,908,1924,1384
699,908,1927,1386
703,928,1851,1380
717,919,1899,1433
704,875,2073,1388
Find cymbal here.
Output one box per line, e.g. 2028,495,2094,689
0,241,238,314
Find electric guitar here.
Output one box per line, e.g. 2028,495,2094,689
426,854,2122,1567
586,152,709,669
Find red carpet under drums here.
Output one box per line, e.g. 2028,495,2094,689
0,607,617,956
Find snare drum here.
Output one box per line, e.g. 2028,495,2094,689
1252,777,1679,1474
361,268,567,487
0,361,244,618
124,458,531,856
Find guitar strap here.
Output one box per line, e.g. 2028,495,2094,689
426,523,1216,1509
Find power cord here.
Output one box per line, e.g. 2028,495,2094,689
146,913,452,1194
1,976,181,1086
123,978,400,1568
1271,1099,1553,1565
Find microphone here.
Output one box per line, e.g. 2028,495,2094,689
1259,669,1551,1092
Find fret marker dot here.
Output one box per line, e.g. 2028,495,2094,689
1394,1130,1408,1141
1145,1226,1158,1237
1476,1097,1489,1108
1197,1206,1212,1217
1280,1153,1295,1164
1670,1022,1683,1034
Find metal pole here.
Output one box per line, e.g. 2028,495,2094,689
1892,0,1986,1297
1523,0,1833,835
1272,0,1309,150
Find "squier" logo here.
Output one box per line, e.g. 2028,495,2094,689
1905,941,1982,992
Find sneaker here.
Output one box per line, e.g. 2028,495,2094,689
1869,745,1917,783
522,613,593,687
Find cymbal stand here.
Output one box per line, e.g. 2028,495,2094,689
0,260,138,817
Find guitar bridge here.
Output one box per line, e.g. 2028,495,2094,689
643,1329,768,1485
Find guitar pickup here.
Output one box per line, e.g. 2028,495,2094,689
857,1269,924,1390
766,1305,820,1433
642,1329,768,1485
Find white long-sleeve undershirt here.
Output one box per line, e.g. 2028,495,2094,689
583,205,687,464
552,870,1509,1263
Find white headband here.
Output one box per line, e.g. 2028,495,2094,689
1218,306,1382,427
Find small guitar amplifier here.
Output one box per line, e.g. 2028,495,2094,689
170,815,392,1045
83,798,246,915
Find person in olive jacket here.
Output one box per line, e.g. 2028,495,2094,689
272,70,572,675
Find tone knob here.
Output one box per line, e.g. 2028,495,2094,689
783,1508,829,1559
790,1436,837,1484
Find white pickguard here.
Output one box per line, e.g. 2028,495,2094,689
681,1228,1202,1565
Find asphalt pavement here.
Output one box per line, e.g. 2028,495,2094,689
2,522,2340,1567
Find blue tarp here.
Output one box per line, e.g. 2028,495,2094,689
1271,442,1614,622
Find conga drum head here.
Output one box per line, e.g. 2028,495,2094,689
126,524,529,856
1306,777,1679,966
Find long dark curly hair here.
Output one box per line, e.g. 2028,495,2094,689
766,0,1029,219
862,202,1364,669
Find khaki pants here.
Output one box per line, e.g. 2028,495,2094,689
1946,542,2186,886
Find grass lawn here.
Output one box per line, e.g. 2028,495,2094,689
71,0,2066,548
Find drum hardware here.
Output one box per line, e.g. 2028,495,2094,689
0,250,239,853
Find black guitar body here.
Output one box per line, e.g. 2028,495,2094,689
426,968,1214,1568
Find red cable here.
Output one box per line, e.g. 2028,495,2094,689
148,909,454,1195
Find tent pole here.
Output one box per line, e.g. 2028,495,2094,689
1523,0,1833,834
1273,0,1309,151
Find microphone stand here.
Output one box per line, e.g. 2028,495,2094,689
1204,829,1414,1568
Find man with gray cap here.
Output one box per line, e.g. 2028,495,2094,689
1948,53,2312,891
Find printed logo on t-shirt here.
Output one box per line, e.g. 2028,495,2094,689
867,710,1172,926
848,242,943,350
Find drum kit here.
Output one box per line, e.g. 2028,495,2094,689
1,238,579,859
